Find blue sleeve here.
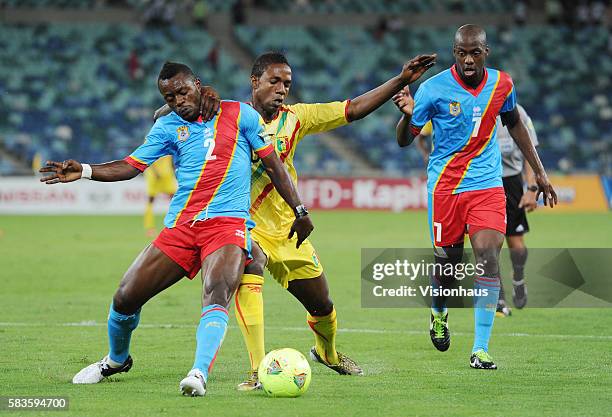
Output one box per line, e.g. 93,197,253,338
411,83,435,128
500,85,517,114
239,103,270,153
125,120,171,171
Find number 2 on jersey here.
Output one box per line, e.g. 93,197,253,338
204,138,217,161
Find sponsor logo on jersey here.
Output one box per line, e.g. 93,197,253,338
177,125,190,141
235,229,246,239
203,127,213,141
449,101,461,116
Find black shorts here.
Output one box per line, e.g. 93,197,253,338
503,174,529,236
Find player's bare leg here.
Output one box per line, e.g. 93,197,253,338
73,244,186,384
506,235,528,308
180,244,246,396
235,241,267,390
287,274,363,376
468,229,504,369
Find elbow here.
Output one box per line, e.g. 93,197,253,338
345,105,363,122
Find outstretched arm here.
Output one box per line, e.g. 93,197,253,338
259,152,314,248
346,54,436,122
39,159,140,184
505,108,557,208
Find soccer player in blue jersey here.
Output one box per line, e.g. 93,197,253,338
395,25,557,369
39,62,313,396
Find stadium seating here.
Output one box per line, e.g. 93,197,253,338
0,23,249,167
234,24,612,173
0,16,610,175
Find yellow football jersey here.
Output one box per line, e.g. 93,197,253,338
420,120,433,137
250,101,349,236
144,155,176,196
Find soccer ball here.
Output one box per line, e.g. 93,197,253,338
258,348,311,398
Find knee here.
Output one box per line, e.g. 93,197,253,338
475,250,500,277
113,278,140,314
307,298,334,317
203,278,233,308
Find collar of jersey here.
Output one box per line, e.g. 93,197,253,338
450,64,488,97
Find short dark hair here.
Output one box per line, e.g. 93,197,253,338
251,52,290,78
158,61,196,81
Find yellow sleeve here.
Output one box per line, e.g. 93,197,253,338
289,101,350,140
420,121,433,137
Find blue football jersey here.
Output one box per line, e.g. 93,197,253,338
411,65,516,194
125,101,273,228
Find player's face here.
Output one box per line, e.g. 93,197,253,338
453,40,488,85
158,73,202,122
251,63,292,115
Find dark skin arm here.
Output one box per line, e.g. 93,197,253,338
153,85,220,121
39,159,140,184
259,151,314,248
506,109,557,208
346,54,436,122
393,86,417,147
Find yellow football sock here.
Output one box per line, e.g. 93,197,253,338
307,307,339,365
234,273,265,371
144,202,155,230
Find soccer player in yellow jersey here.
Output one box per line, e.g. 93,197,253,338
233,52,436,389
154,51,436,388
143,155,177,236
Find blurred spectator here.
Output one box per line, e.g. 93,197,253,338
143,0,176,27
373,18,389,43
127,49,143,81
207,42,219,72
546,0,563,24
232,0,246,25
192,0,207,28
514,0,528,25
590,0,607,25
448,0,464,12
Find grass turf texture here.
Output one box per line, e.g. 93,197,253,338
0,212,611,417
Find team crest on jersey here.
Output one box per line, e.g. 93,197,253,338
176,125,190,141
275,135,289,153
449,101,461,116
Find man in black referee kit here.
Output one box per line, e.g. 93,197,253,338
496,103,539,316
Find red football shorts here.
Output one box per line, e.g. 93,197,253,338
428,187,506,247
153,216,252,279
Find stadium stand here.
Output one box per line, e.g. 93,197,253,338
1,1,610,176
234,24,612,174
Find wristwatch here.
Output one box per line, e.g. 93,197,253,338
294,204,309,218
527,185,538,192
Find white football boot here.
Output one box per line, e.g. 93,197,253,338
179,369,207,397
72,355,133,384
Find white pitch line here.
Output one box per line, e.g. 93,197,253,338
0,321,611,340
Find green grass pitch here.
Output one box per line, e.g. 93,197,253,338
1,211,611,417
